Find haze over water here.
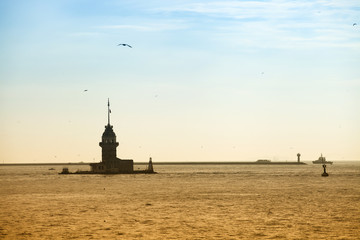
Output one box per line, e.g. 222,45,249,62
1,162,359,239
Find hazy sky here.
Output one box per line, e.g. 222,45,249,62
1,0,359,163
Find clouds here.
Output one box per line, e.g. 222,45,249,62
98,22,187,32
155,0,358,21
147,0,360,49
62,0,359,50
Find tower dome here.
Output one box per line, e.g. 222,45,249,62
102,124,116,142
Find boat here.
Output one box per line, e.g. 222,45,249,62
313,154,333,164
256,159,271,163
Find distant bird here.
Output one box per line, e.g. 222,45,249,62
84,89,88,92
117,43,132,48
353,23,357,26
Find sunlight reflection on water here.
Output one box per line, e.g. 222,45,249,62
0,162,359,239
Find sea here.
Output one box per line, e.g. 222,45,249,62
0,162,359,239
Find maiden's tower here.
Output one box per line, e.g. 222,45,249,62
88,99,154,174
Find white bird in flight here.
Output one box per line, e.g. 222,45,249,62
117,43,132,48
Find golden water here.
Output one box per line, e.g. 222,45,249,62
0,163,359,239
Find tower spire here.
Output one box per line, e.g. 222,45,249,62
107,98,111,125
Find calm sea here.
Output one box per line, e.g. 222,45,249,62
0,162,359,239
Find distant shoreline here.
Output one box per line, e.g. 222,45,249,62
1,161,358,166
2,161,308,166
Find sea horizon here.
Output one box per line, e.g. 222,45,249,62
1,160,359,166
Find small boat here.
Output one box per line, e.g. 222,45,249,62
256,159,271,163
313,154,333,164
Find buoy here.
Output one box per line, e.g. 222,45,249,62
321,164,329,177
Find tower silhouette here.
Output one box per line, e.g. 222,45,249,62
99,99,119,168
147,157,154,172
90,99,133,173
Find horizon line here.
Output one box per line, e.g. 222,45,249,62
1,160,359,166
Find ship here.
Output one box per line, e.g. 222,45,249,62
313,154,333,165
256,159,271,163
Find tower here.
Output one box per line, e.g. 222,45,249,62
99,99,119,167
297,153,301,163
147,157,154,173
90,99,135,173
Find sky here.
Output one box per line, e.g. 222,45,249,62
0,0,359,163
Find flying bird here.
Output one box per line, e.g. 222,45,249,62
84,89,88,92
353,23,357,26
117,43,132,48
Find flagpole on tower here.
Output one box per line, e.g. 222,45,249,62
107,98,110,126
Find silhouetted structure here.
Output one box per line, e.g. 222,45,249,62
147,157,154,172
297,153,301,163
322,164,329,177
313,154,333,165
90,99,133,173
86,99,155,174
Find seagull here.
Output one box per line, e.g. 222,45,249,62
117,43,132,48
353,23,357,26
